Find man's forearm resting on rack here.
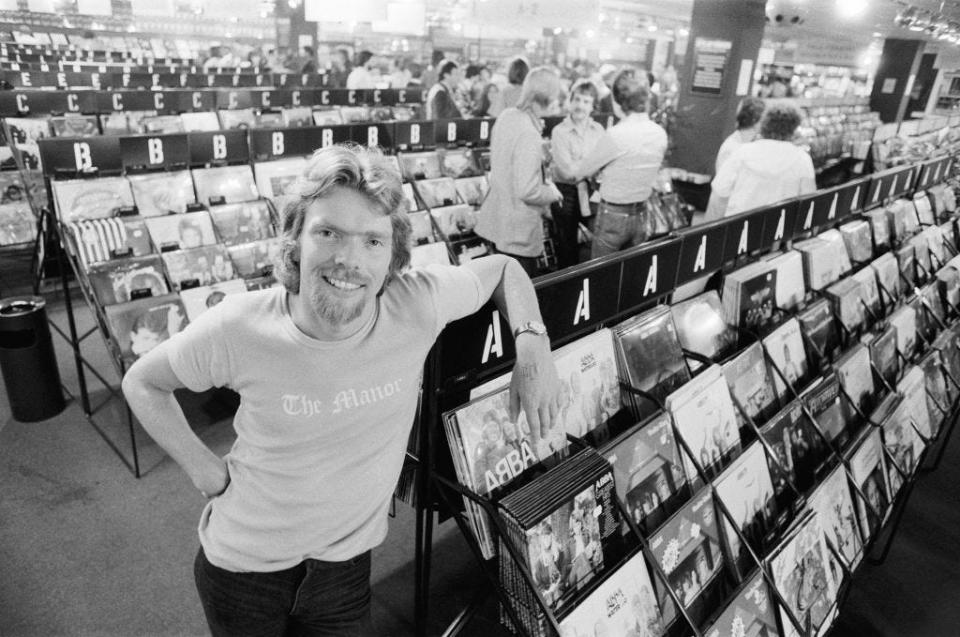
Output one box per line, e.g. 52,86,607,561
121,349,228,497
464,255,562,442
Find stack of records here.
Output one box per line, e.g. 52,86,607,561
408,211,436,246
281,106,313,127
87,255,169,306
227,239,281,278
145,211,217,251
104,293,188,361
401,183,421,212
721,342,779,434
443,384,568,559
669,291,737,371
824,277,864,334
839,219,874,264
713,442,780,579
720,261,777,334
896,245,916,290
454,176,489,207
430,204,475,238
52,177,136,223
765,509,841,637
601,412,688,536
399,151,443,181
180,111,221,132
701,570,779,637
209,201,275,245
416,177,461,209
797,299,841,369
761,318,810,403
909,233,932,281
180,279,249,321
865,327,899,390
851,268,882,325
665,365,741,484
648,486,725,628
835,343,877,420
142,115,184,134
497,448,628,637
863,208,890,252
806,464,863,570
217,108,256,130
50,114,99,137
801,372,855,449
887,304,918,361
614,305,691,420
253,157,307,209
793,238,842,291
763,250,805,310
439,148,483,178
870,252,901,309
914,191,936,225
162,244,237,290
918,351,950,431
193,165,260,206
886,199,916,243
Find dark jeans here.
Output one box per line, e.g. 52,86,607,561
590,200,652,259
552,182,582,269
194,547,373,637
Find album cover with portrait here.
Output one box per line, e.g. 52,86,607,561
227,239,281,278
209,201,275,246
670,291,737,371
52,177,136,223
128,171,198,217
105,293,188,361
69,217,154,269
759,397,829,511
557,551,665,637
217,108,256,130
49,115,100,138
713,441,780,580
615,305,691,421
416,177,461,209
721,260,777,333
665,365,741,486
701,569,779,637
766,510,840,637
454,175,490,207
179,278,249,321
601,412,687,537
161,244,236,290
145,210,217,251
87,255,170,306
253,157,306,208
179,111,221,132
399,151,443,181
648,486,724,629
193,165,260,205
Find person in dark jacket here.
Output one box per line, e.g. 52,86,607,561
426,60,463,120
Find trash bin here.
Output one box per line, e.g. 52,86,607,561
0,296,66,422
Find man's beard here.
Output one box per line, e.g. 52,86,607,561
306,269,367,326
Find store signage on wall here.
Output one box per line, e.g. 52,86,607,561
882,78,897,94
691,38,732,95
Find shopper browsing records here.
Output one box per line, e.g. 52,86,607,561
707,101,816,218
715,97,765,173
122,144,562,636
346,50,377,89
425,60,463,120
474,67,564,277
489,56,529,118
550,80,605,269
568,70,668,258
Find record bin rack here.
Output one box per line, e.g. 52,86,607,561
412,151,960,637
0,122,46,295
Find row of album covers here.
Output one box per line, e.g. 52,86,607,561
437,172,960,636
48,148,496,364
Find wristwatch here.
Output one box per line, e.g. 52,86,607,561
513,320,548,340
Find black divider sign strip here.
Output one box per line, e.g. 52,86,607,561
722,207,767,262
460,118,494,145
534,260,621,341
889,166,916,199
846,177,869,215
349,123,396,150
143,91,183,114
394,121,436,150
794,194,819,235
38,136,122,174
119,133,189,169
94,90,158,112
434,119,463,146
305,125,353,150
215,90,255,110
759,201,800,247
675,223,728,286
248,128,311,159
619,239,682,311
173,90,218,112
438,300,515,384
0,90,98,115
187,130,249,165
866,172,889,209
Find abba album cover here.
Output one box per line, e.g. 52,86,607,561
52,177,136,223
210,201,275,246
87,255,169,306
193,165,260,205
104,293,188,361
145,210,217,251
161,244,237,289
179,278,249,321
127,171,198,217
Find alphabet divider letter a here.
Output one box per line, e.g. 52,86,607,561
773,209,786,242
574,278,591,325
481,310,503,365
737,221,749,255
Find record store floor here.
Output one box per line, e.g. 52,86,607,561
2,287,960,636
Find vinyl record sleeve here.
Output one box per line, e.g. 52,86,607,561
807,464,863,570
895,365,933,441
217,108,256,130
702,569,779,637
179,111,221,132
209,201,275,246
338,106,371,123
863,208,890,251
835,343,876,418
416,177,461,208
49,115,100,137
887,304,917,361
797,298,840,366
870,252,900,308
760,396,829,499
179,278,248,321
104,293,188,361
399,151,443,181
453,175,490,207
852,268,881,323
557,551,665,637
3,117,51,144
846,427,890,540
802,373,854,448
311,109,343,126
145,210,217,250
141,115,185,134
721,261,777,331
253,157,307,207
127,171,198,217
52,177,136,223
227,239,281,278
825,278,864,333
401,182,421,212
839,220,873,264
161,244,237,289
193,165,260,206
87,255,169,306
722,342,779,429
762,318,809,402
69,217,154,269
281,106,314,127
601,412,688,536
429,204,475,237
713,442,779,579
0,202,36,246
765,250,805,310
670,291,737,368
867,327,899,390
766,511,840,637
439,147,483,178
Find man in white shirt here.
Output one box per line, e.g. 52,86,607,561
715,97,765,173
346,51,376,90
707,101,816,218
570,71,668,258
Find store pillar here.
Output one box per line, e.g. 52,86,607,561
869,38,925,124
672,0,767,177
